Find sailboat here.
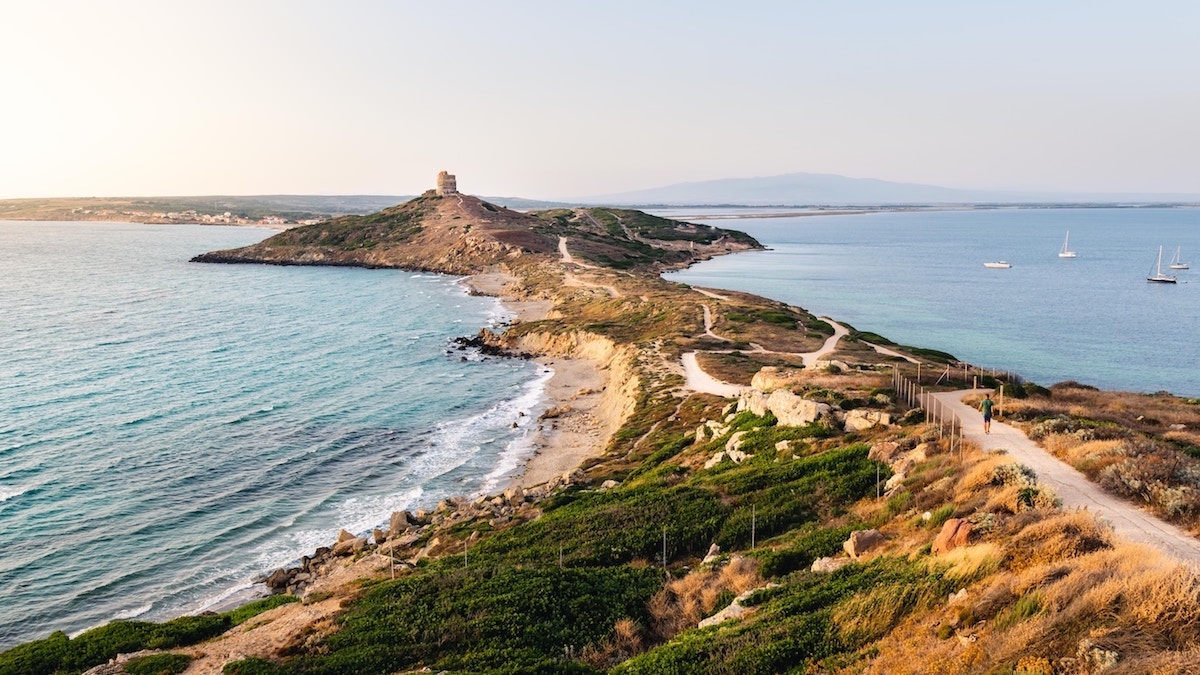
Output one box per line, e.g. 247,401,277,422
1147,245,1178,283
1058,231,1077,258
1169,245,1190,270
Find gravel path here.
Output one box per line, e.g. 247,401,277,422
932,389,1200,567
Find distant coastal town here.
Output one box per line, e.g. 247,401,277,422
66,206,319,227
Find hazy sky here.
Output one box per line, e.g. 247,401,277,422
3,1,1199,199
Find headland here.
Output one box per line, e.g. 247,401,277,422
8,176,1200,675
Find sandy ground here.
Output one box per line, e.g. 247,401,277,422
462,272,613,490
516,356,612,488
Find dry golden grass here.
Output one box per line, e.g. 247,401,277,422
931,543,1002,581
848,509,1200,675
646,555,762,640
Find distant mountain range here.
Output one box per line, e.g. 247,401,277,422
576,172,1200,206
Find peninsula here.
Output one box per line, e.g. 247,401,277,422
7,175,1200,675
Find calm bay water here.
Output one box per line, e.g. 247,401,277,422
0,222,545,648
662,207,1200,398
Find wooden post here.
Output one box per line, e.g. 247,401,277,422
917,362,922,384
999,386,1004,418
751,505,757,548
662,526,667,574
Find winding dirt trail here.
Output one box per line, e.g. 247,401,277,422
558,236,622,297
681,312,854,397
933,390,1200,568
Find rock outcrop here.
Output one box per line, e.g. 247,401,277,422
932,518,973,555
739,389,833,427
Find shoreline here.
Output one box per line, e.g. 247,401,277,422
462,272,616,491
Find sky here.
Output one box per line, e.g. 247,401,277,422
3,1,1199,200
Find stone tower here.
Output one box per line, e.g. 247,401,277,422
435,171,458,195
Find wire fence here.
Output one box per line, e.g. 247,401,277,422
892,367,965,456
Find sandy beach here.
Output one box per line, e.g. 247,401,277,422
464,272,616,490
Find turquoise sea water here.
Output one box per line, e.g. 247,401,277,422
0,222,546,648
662,207,1200,398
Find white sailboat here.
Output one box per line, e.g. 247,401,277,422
1058,231,1077,258
1169,245,1190,270
984,261,1012,269
1148,245,1178,283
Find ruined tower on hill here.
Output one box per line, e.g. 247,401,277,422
435,171,458,195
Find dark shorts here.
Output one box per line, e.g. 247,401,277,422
983,412,992,422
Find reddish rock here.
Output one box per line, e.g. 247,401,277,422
933,518,973,555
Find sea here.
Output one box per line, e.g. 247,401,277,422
0,221,548,649
660,206,1200,398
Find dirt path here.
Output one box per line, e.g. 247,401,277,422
681,352,746,397
680,316,853,397
800,318,849,367
932,389,1200,568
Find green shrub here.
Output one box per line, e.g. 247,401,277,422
928,504,957,529
0,630,69,675
223,657,284,675
755,525,859,577
465,485,730,568
227,595,300,626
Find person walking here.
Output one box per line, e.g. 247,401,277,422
979,393,995,434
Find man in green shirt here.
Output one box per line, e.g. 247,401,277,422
979,394,995,434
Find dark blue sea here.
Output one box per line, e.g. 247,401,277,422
661,207,1200,398
0,222,546,648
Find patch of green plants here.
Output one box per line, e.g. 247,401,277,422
995,593,1043,630
229,567,661,675
463,485,731,569
754,524,861,577
852,331,896,346
695,445,884,548
0,594,301,675
227,594,300,626
616,557,953,674
901,346,957,364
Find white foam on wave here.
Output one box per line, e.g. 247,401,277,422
0,485,29,503
111,603,153,620
251,485,425,572
476,366,555,494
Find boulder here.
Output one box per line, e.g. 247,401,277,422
844,409,893,432
698,587,758,628
770,391,833,427
541,405,570,419
884,473,906,494
695,424,709,442
932,518,973,555
601,479,619,490
332,536,368,556
389,510,412,534
264,568,292,591
811,556,852,573
842,529,886,559
751,366,805,392
336,528,356,543
702,543,721,565
726,430,749,452
372,528,387,545
868,441,902,463
504,485,525,506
